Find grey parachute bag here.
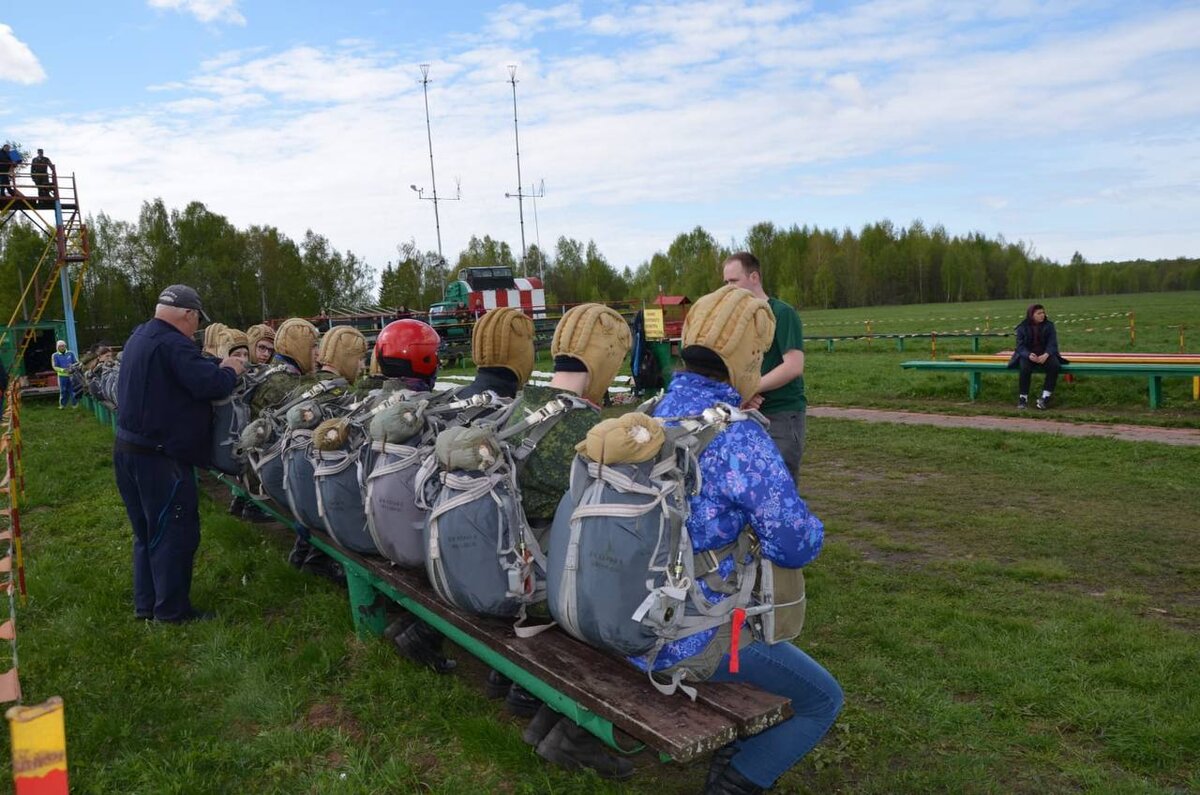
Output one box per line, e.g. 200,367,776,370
239,378,348,525
364,391,515,567
545,402,769,700
281,381,351,532
310,391,407,555
419,395,591,628
210,364,286,476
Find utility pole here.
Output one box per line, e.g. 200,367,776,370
503,66,543,274
411,64,460,298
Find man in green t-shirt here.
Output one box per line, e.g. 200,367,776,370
722,251,807,483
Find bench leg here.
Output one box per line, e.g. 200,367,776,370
972,335,980,353
345,566,388,640
1148,376,1162,409
969,372,981,401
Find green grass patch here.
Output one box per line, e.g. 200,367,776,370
2,401,1198,793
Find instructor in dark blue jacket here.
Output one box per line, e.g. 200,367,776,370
115,285,245,622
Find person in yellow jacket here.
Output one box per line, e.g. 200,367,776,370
52,339,79,409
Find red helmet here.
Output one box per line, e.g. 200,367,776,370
375,319,440,377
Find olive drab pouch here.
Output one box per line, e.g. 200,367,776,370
752,559,807,645
419,395,591,632
364,391,513,567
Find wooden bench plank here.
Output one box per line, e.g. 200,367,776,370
321,535,791,762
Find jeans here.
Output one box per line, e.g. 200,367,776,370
114,449,200,620
1018,357,1060,396
58,377,76,407
707,641,843,789
765,410,806,486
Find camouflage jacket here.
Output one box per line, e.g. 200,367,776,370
508,383,600,525
250,369,301,418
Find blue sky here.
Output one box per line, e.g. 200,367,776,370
2,1,1198,280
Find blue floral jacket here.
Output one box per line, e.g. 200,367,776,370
630,372,824,672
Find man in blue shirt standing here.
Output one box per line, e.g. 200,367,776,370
115,285,245,623
51,340,79,409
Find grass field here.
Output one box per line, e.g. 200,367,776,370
800,292,1200,427
4,397,1198,793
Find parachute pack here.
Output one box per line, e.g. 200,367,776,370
544,402,807,700
417,394,592,632
280,383,354,532
364,390,514,567
210,364,287,475
310,390,410,555
238,377,349,524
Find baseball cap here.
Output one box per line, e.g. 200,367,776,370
157,284,210,323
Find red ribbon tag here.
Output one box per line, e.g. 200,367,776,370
729,608,746,673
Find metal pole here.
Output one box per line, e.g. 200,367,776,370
508,65,527,268
53,194,78,354
420,65,444,268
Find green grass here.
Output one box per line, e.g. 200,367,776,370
3,399,1199,793
800,291,1200,427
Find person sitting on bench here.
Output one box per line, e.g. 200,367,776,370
1008,304,1067,410
645,286,843,794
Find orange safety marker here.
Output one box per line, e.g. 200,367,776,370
0,669,20,703
7,697,69,795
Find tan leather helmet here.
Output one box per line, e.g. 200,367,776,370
274,318,321,374
681,285,775,401
472,308,535,387
550,304,632,404
318,326,368,381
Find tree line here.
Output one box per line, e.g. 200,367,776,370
2,198,1197,348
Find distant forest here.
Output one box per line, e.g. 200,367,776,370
1,198,1196,345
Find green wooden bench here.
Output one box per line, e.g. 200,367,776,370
86,398,793,762
812,331,1010,353
216,475,792,764
901,360,1200,409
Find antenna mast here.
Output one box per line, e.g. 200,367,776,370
411,64,460,297
506,65,530,271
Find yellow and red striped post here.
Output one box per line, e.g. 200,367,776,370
7,697,69,795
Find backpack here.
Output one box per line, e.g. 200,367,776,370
311,388,436,555
418,394,591,630
239,378,348,524
544,402,794,700
364,390,515,567
280,383,352,531
210,364,286,475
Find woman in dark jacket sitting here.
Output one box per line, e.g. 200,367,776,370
1007,304,1067,410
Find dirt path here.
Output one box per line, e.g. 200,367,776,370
808,406,1200,446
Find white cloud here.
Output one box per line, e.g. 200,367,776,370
14,1,1200,275
0,24,46,85
147,0,246,26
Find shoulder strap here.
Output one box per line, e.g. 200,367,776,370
499,394,592,463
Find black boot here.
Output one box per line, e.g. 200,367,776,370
241,501,273,523
705,762,764,795
505,684,542,718
287,538,310,569
228,495,247,515
705,744,739,790
301,548,346,586
392,620,457,674
522,704,562,747
485,669,512,699
535,719,635,781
